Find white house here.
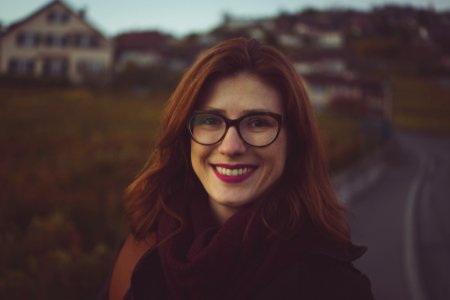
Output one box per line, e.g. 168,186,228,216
304,73,390,118
0,0,112,83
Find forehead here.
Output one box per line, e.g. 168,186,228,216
199,73,283,116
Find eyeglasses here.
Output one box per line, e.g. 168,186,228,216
188,111,284,147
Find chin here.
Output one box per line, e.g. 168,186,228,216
214,192,257,208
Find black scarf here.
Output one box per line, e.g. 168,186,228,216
156,196,314,300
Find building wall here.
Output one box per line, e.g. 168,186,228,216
0,2,112,83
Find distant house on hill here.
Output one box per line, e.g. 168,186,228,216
114,31,175,71
291,50,348,75
304,73,390,118
0,0,112,83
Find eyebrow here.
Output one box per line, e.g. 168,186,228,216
197,107,280,115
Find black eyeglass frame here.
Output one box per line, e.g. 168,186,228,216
188,111,284,147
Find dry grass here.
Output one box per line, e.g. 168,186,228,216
317,111,368,172
0,87,165,299
390,76,450,134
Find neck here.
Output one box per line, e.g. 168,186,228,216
208,200,240,225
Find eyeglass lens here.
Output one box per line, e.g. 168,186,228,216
189,113,280,147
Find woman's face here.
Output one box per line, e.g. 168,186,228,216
190,72,287,223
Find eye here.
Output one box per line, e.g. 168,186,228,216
193,114,223,127
244,115,277,130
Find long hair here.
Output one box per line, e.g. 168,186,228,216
125,37,350,245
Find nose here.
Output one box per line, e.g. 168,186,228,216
217,126,247,156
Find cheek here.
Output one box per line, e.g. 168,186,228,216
274,153,286,178
271,134,288,177
190,142,206,176
190,143,199,171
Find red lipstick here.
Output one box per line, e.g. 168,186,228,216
212,164,256,183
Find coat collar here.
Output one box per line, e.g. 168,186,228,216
308,241,367,262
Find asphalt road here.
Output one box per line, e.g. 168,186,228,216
347,131,450,300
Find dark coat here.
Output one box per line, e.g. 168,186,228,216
120,244,374,300
255,251,374,299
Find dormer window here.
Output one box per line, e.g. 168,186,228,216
79,35,91,47
47,9,70,24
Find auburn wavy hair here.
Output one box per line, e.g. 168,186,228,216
125,37,350,245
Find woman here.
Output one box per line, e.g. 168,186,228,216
106,37,374,300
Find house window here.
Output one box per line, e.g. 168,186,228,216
77,59,107,81
45,34,68,47
74,34,99,48
77,59,105,74
8,58,35,75
47,10,70,23
79,35,91,47
16,32,40,47
43,58,68,77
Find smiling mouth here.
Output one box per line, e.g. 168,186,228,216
212,164,256,183
216,166,252,176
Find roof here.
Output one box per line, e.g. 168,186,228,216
114,31,172,52
304,73,385,93
0,0,107,40
289,49,349,62
113,31,174,61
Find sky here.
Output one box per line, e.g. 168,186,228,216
0,0,449,37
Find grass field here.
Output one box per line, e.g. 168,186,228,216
0,88,166,299
0,86,380,299
390,76,450,134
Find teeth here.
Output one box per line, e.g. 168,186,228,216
216,166,252,176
